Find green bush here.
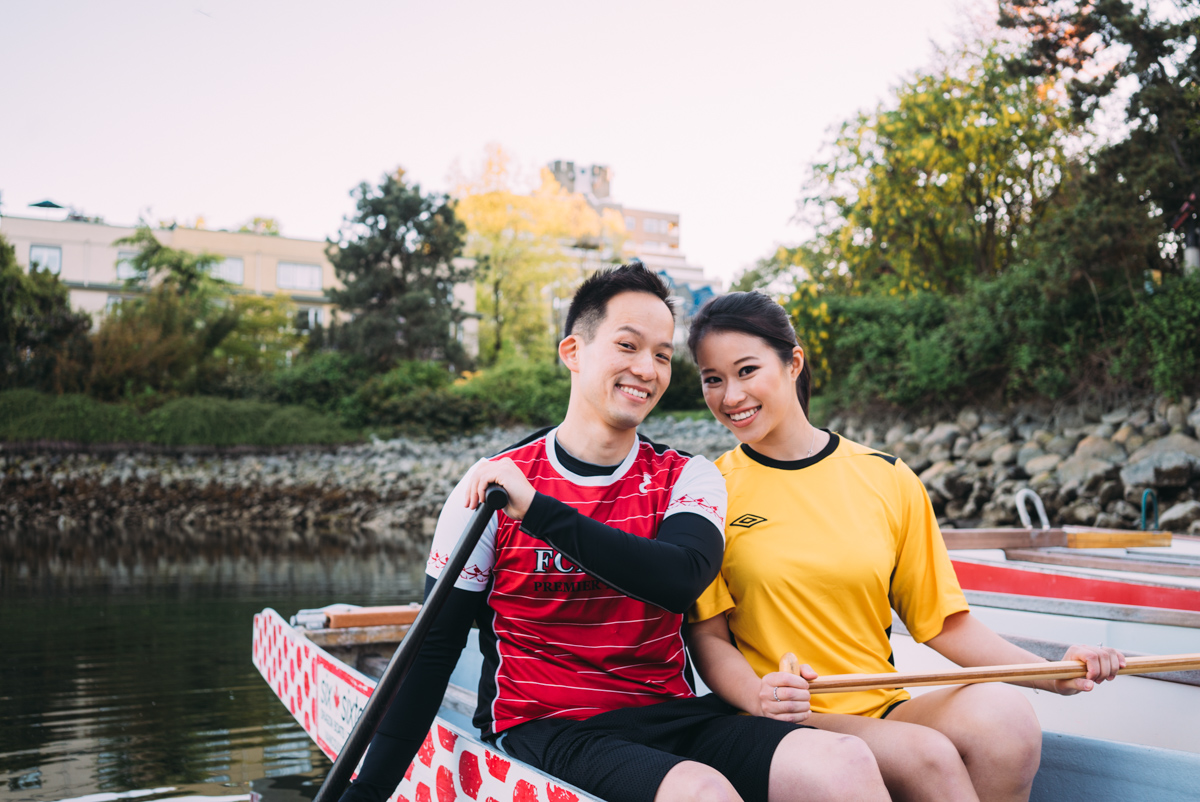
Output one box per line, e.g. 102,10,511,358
0,390,355,446
147,397,279,446
269,351,370,415
455,359,570,426
352,360,455,427
1119,275,1200,397
658,356,705,411
257,404,358,446
370,387,497,441
0,389,145,442
148,396,356,446
796,260,1133,409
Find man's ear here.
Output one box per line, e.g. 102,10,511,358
559,334,583,374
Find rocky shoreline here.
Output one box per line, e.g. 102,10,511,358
3,397,1200,562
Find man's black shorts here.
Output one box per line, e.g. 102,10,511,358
496,694,807,802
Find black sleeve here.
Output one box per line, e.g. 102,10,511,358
519,494,723,614
339,575,482,802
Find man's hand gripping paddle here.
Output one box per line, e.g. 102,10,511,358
311,484,509,802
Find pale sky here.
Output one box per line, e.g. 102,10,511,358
1,0,969,285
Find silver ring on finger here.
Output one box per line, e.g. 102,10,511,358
772,686,780,702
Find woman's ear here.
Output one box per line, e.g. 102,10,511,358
790,346,805,381
559,334,582,374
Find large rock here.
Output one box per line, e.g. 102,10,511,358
1120,433,1200,488
991,443,1019,466
1045,434,1080,458
1120,452,1196,487
1112,424,1137,445
1160,501,1200,531
920,460,970,501
1101,408,1131,425
1024,453,1063,476
1189,404,1200,433
1073,435,1125,462
1056,455,1119,489
965,428,1014,465
922,422,962,450
1016,443,1045,468
1128,432,1200,462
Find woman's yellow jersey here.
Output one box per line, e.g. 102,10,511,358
691,432,968,718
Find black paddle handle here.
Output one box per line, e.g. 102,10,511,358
311,484,510,802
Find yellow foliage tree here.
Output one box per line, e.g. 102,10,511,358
454,144,624,364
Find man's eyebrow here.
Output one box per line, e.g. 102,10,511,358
616,324,673,352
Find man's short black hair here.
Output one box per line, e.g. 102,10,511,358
564,260,675,341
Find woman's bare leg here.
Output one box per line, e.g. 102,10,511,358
885,684,1041,802
807,711,979,802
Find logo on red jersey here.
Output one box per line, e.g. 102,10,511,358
533,548,578,574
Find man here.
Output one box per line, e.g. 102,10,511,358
342,263,887,802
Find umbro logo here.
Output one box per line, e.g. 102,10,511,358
730,514,767,528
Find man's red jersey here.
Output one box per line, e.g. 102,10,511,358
426,427,727,737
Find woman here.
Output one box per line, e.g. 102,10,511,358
685,291,1125,802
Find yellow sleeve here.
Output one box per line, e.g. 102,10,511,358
689,570,735,623
888,461,969,643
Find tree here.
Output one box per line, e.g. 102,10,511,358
327,170,470,370
1000,0,1200,277
779,40,1077,296
239,216,282,236
453,144,625,364
0,233,92,392
89,228,239,400
215,294,304,374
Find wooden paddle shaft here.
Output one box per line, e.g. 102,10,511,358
778,653,1200,694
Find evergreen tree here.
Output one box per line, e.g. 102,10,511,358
327,170,470,370
0,233,92,392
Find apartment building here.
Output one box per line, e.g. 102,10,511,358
548,161,721,341
1,213,477,355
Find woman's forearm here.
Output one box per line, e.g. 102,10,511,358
687,617,766,714
925,611,1123,693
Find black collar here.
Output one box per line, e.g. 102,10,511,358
741,430,839,470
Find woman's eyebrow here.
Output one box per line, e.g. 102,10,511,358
733,356,758,365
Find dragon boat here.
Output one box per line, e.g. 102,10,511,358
254,595,1200,802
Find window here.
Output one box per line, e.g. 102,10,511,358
642,218,656,234
116,250,139,280
625,216,637,232
105,295,132,313
277,262,322,291
210,257,245,285
296,306,324,330
30,245,62,274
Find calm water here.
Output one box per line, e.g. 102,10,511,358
1,550,427,802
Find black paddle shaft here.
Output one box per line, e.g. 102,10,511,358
311,484,510,802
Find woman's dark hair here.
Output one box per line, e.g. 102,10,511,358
686,291,813,416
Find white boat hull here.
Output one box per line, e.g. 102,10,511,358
255,606,1200,802
252,608,600,802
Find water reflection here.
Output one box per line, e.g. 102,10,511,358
1,547,426,802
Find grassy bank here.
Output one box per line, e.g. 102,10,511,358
0,389,357,447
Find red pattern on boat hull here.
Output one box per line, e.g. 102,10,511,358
952,560,1200,612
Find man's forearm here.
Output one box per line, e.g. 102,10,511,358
519,494,722,614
